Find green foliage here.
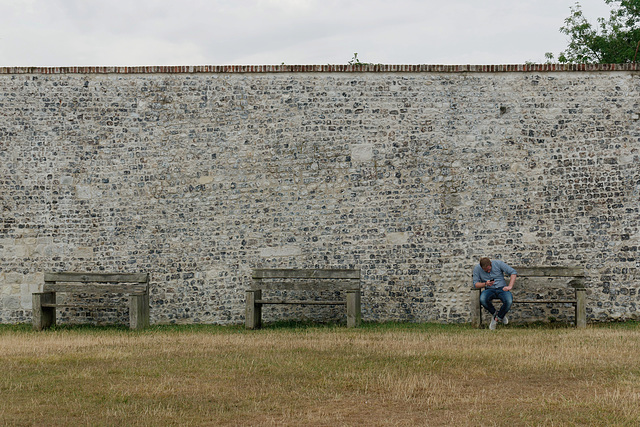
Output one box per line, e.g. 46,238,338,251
556,0,640,63
348,52,374,66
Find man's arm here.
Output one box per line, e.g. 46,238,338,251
472,266,492,289
475,279,494,289
503,274,516,291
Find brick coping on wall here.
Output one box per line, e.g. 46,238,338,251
0,63,639,74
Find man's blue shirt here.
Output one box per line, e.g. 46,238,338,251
472,260,517,289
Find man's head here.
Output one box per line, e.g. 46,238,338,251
480,257,492,273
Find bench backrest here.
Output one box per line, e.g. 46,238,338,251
251,269,361,291
511,266,584,277
509,266,585,289
44,272,149,294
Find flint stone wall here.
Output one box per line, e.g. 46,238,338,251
1,65,639,325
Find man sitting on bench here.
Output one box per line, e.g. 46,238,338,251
473,258,517,330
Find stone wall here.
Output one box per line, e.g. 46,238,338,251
1,65,638,325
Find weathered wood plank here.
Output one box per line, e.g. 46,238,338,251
514,300,577,304
44,272,149,283
576,289,587,329
471,289,482,328
245,290,262,329
510,266,585,277
252,269,360,280
43,283,148,294
32,292,56,330
511,280,584,290
346,290,361,328
130,293,150,330
41,303,126,309
254,300,347,305
250,280,361,291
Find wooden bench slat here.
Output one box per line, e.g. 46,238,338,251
41,303,127,309
44,272,149,283
43,283,148,294
252,269,360,280
511,281,585,290
511,266,585,278
514,300,576,304
255,300,347,305
250,280,361,291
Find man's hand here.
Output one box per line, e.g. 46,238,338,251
503,274,516,292
486,280,494,287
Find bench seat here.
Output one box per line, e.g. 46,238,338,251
32,272,150,330
246,268,361,329
471,266,586,328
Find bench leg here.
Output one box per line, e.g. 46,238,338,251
130,293,150,330
32,292,56,331
246,290,262,329
471,289,482,328
575,288,586,329
346,290,361,328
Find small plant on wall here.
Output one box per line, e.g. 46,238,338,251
348,52,375,66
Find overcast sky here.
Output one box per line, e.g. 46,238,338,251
0,0,615,67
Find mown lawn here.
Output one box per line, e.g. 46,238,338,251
1,322,639,426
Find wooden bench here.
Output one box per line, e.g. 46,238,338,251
32,272,150,330
246,268,362,329
471,266,586,328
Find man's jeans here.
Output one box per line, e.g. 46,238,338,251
480,288,513,320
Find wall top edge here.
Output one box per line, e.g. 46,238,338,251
0,63,639,74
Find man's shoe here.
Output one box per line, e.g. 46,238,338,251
489,316,497,330
502,315,508,325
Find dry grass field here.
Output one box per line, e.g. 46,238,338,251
1,322,639,426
